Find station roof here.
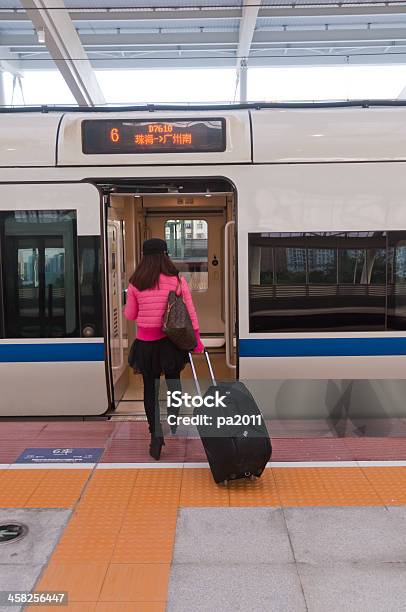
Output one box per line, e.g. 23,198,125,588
2,0,406,72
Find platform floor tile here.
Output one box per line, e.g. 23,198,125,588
173,508,293,564
167,563,307,612
127,468,182,509
0,508,70,565
361,466,406,504
0,470,49,507
35,563,109,602
228,469,280,506
317,467,383,506
179,468,229,507
112,506,178,564
25,470,91,508
99,563,170,603
273,467,333,506
298,562,406,612
0,564,43,612
284,506,406,564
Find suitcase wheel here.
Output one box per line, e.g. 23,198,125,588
220,479,228,487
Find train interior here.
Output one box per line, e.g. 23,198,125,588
105,178,237,418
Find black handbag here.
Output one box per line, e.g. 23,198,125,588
163,276,197,351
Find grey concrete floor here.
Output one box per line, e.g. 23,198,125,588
168,506,406,612
0,509,70,612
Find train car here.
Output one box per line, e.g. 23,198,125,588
1,102,406,420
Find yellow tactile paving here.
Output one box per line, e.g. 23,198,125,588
52,530,118,564
99,563,170,603
273,468,333,507
112,506,178,564
127,468,182,508
228,469,280,507
318,467,382,506
361,467,406,505
180,468,230,506
25,469,91,508
81,470,138,502
10,464,406,610
35,563,108,602
71,506,128,529
0,469,48,507
75,480,138,513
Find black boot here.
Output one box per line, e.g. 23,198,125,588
149,435,165,460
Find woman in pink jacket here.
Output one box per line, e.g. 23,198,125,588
124,238,204,460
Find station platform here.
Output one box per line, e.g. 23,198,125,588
1,420,406,611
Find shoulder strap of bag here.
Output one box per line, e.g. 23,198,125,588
175,273,182,297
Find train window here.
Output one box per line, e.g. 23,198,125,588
249,231,394,333
0,211,79,338
165,219,208,291
388,233,406,330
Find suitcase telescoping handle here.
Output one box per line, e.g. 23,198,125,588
188,349,217,396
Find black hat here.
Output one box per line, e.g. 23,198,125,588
142,238,168,255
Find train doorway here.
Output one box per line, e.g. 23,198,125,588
105,178,237,415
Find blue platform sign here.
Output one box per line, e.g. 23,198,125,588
15,447,104,464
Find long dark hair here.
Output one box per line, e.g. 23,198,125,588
129,253,179,291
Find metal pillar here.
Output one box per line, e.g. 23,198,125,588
239,59,248,103
0,72,6,105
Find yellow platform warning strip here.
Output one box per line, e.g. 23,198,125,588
0,465,403,610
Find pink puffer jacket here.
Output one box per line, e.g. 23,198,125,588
124,273,203,349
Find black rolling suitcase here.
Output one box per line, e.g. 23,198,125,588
189,350,272,484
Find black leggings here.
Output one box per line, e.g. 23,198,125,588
142,369,182,436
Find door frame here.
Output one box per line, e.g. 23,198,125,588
99,175,239,405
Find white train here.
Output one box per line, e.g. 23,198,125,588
1,102,406,420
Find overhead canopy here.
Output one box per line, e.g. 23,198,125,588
2,0,406,71
2,0,406,102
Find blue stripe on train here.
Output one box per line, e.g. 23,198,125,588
0,342,105,363
239,337,406,357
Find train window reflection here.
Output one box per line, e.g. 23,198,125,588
308,249,336,283
388,235,406,330
249,231,400,333
165,219,208,291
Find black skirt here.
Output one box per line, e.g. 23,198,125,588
128,337,188,377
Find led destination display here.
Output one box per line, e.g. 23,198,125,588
82,119,226,154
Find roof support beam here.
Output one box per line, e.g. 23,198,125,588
5,28,406,49
20,0,105,105
17,52,406,70
236,0,261,102
4,5,406,22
